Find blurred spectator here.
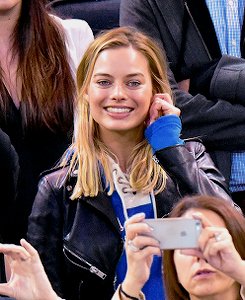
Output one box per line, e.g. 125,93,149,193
0,0,93,243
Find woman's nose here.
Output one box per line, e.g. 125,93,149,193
197,256,208,264
110,84,127,101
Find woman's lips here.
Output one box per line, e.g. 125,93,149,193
193,269,215,279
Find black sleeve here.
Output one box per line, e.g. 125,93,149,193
169,68,245,151
0,129,19,242
27,175,66,298
155,141,231,202
209,55,245,105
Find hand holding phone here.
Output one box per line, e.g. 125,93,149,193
144,218,202,249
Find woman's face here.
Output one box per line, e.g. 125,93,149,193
87,46,153,139
0,0,21,17
174,208,238,299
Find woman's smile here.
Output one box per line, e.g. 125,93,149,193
87,46,153,135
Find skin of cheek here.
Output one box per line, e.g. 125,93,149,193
87,88,152,132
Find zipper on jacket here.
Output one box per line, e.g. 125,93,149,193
63,245,107,280
184,1,212,60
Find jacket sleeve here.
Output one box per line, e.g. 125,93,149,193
27,174,66,298
210,55,245,105
155,141,232,202
0,129,19,243
120,0,245,151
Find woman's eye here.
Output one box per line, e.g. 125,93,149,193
127,80,141,87
97,80,111,86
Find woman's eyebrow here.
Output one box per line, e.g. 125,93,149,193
125,73,145,78
93,72,145,78
93,73,112,78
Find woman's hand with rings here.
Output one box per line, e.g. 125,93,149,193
123,213,161,296
147,93,181,126
127,240,140,253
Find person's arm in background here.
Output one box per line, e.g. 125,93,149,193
0,129,19,243
0,239,62,300
27,173,67,299
120,0,245,151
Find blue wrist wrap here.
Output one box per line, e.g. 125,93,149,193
144,115,184,154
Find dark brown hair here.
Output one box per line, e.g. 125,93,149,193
0,0,75,132
163,195,245,300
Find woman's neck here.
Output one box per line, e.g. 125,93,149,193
106,139,137,173
100,129,143,173
0,4,21,108
0,4,21,45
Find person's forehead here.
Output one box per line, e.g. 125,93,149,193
181,208,226,227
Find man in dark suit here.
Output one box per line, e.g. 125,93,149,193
120,0,245,211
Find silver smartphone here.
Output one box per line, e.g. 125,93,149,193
144,218,202,249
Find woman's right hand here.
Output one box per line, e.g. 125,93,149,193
121,213,161,297
147,93,180,126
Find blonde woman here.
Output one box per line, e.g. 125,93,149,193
27,27,231,300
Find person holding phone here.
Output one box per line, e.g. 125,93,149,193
116,195,245,300
26,27,231,300
0,195,243,300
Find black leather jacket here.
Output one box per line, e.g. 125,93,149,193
27,141,231,300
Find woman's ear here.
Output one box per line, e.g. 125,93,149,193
84,91,89,102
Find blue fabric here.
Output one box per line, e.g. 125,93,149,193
205,0,245,57
144,114,184,154
110,190,165,300
205,0,245,192
230,152,245,192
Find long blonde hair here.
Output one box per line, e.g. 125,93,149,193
66,27,172,199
